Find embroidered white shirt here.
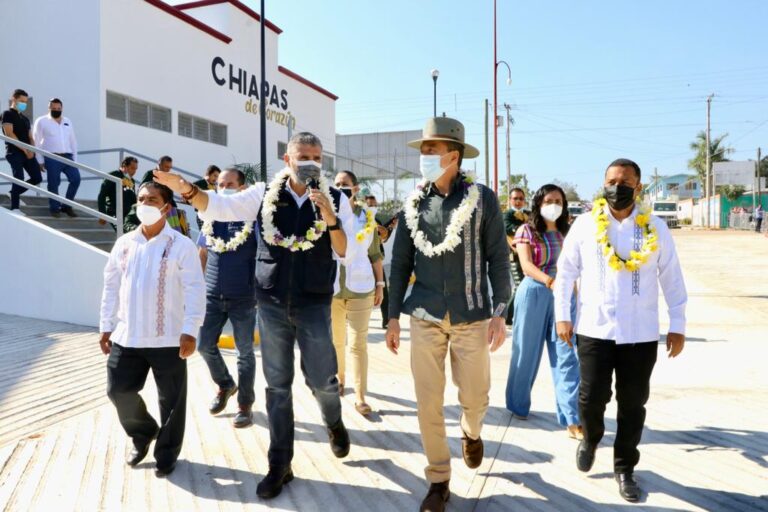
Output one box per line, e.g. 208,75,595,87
32,115,78,164
100,223,206,348
553,205,687,344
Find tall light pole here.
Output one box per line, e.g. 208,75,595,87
259,0,267,182
705,93,714,228
431,69,439,117
503,103,512,196
493,0,512,195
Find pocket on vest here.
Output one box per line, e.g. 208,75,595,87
255,256,278,290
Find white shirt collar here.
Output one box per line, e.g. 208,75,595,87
129,221,175,243
605,204,639,224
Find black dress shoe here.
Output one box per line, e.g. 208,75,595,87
154,462,177,478
233,405,253,428
420,481,450,512
63,207,77,218
126,432,157,466
50,211,61,218
257,466,294,499
576,440,597,472
327,419,350,458
615,473,641,502
209,385,238,415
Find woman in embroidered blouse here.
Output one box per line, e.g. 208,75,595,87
505,183,582,440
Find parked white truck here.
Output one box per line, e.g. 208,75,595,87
652,200,679,228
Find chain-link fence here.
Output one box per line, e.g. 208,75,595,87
729,212,765,232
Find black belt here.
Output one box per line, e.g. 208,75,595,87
54,152,73,157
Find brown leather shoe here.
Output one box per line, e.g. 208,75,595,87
420,481,450,512
233,405,253,428
462,432,484,469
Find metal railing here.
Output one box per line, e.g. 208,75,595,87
729,212,756,231
0,134,124,236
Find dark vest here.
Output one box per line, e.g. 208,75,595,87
254,186,341,305
204,221,258,298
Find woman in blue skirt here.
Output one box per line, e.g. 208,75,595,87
505,183,582,439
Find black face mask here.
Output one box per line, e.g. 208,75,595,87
339,187,353,198
51,110,62,119
603,185,636,211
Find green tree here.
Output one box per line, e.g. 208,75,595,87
720,185,746,201
498,173,531,210
233,163,267,185
687,131,733,190
552,179,581,202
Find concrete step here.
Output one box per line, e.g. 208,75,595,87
20,195,99,209
32,217,113,230
59,228,117,243
91,240,115,252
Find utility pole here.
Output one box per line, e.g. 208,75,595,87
705,94,714,228
492,0,498,194
754,147,761,212
503,103,512,196
759,147,763,204
484,99,490,186
259,0,267,182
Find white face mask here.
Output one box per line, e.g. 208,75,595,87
420,154,446,182
540,203,563,222
136,203,166,225
368,207,378,217
218,188,238,196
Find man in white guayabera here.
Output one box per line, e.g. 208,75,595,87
154,132,355,500
385,116,511,512
99,181,205,479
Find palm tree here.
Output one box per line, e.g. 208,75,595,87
687,131,733,190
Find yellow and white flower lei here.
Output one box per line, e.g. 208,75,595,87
404,173,480,257
354,207,376,243
593,198,658,272
261,168,332,252
201,220,252,253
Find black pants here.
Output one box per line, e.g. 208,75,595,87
106,344,187,469
756,218,763,233
380,269,390,329
577,335,657,474
7,151,42,209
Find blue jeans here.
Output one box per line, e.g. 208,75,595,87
258,300,341,468
197,296,256,406
505,277,580,427
44,155,80,212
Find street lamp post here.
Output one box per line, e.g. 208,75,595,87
431,69,439,117
493,0,512,194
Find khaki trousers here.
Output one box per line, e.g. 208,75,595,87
410,315,491,483
331,295,375,402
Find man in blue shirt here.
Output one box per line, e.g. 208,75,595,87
196,168,257,428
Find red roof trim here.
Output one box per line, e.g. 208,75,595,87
176,0,283,34
278,66,339,101
144,0,232,43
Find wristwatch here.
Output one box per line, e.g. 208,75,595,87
328,218,342,231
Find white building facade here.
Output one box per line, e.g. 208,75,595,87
0,0,338,196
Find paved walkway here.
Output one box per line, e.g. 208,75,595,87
0,229,766,511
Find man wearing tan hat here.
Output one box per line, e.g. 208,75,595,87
386,116,511,512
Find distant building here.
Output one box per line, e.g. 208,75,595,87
645,174,701,201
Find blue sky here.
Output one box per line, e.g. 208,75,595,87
193,0,768,197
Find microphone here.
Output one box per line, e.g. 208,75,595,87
307,177,319,218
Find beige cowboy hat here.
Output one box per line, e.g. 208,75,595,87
407,116,480,159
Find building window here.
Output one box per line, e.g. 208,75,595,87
178,112,227,146
277,141,287,159
106,91,171,133
322,154,335,172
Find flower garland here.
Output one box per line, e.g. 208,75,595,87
201,220,252,253
354,207,376,243
261,168,332,252
404,173,480,257
593,198,658,271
